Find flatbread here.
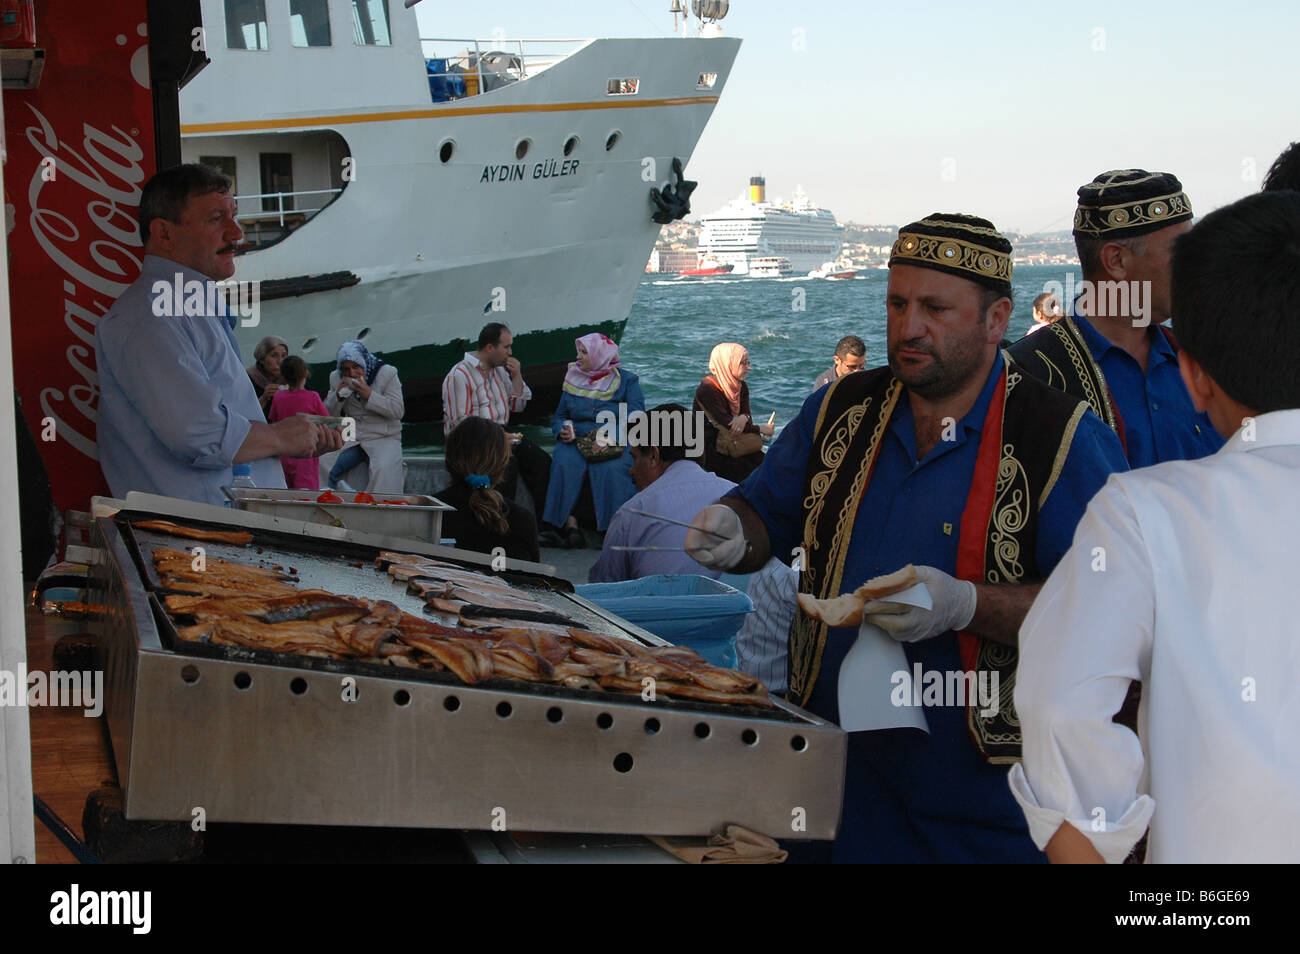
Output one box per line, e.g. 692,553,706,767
796,564,921,627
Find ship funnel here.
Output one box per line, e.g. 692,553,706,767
749,176,766,203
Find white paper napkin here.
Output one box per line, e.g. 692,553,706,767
837,582,932,733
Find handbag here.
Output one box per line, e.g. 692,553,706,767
575,430,624,462
703,408,764,457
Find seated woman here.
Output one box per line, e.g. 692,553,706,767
247,335,288,419
540,333,643,549
436,417,539,563
321,340,406,493
693,342,775,484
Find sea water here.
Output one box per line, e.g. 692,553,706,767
403,264,1080,451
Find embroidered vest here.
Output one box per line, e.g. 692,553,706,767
788,356,1091,763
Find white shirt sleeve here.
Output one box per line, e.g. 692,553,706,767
1008,478,1157,863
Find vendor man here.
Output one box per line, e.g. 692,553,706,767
687,213,1128,862
96,164,341,505
1009,169,1223,466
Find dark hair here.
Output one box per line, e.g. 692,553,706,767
477,322,510,350
445,416,512,534
1172,190,1300,412
833,335,866,359
978,285,1012,318
630,403,691,466
1263,141,1300,192
1074,233,1145,279
138,163,231,244
281,355,308,386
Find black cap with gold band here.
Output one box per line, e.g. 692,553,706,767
1073,169,1193,239
888,213,1013,297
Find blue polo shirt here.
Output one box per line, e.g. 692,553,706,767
1072,313,1223,468
731,353,1128,862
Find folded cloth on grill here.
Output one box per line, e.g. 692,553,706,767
649,825,788,864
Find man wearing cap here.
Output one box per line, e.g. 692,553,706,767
686,214,1128,863
1009,170,1223,467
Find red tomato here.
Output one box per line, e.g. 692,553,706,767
353,492,376,504
317,490,343,503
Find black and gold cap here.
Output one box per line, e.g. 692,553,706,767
1073,169,1193,238
889,213,1013,296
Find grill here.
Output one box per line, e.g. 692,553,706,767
90,509,846,839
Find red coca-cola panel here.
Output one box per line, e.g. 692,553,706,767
5,0,155,509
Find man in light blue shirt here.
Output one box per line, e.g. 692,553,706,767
96,165,340,505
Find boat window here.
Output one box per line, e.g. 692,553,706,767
225,0,269,51
351,0,391,46
563,136,579,157
259,153,295,212
438,140,455,163
606,78,639,95
515,139,531,160
605,130,622,152
290,0,332,47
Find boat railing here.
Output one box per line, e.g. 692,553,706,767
234,188,344,247
418,37,589,101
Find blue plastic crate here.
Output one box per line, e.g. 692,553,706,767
575,574,753,669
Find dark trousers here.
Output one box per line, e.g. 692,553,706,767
500,435,552,523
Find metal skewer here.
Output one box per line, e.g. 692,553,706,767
622,509,729,540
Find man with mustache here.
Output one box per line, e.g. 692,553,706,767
96,164,341,505
687,214,1128,862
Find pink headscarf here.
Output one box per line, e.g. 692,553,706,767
707,343,748,416
562,333,622,399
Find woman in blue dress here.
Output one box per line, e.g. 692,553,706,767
540,333,643,548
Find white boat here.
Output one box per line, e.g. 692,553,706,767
696,177,843,275
180,0,740,419
807,261,857,279
748,256,792,278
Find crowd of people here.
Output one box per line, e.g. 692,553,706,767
92,150,1300,863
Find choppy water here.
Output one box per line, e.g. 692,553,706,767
404,264,1078,451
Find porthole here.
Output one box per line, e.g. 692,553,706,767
357,327,371,340
563,135,579,156
302,336,318,351
605,130,621,152
515,138,531,160
439,139,455,163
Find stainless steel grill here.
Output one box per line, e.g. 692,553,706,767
90,510,846,839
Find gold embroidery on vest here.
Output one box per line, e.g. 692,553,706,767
987,443,1029,585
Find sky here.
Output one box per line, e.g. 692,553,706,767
414,0,1300,232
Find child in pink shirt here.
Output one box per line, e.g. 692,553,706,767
269,355,329,489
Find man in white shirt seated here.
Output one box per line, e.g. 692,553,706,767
589,404,735,582
1010,190,1300,863
441,321,551,513
590,404,796,691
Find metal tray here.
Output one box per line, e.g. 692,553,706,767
225,487,453,543
90,511,847,838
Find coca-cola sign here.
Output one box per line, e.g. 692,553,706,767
5,1,156,509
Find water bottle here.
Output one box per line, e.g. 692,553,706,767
230,464,257,489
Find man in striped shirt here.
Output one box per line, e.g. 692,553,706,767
442,322,552,514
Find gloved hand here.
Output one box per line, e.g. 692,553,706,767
685,504,748,571
862,565,977,643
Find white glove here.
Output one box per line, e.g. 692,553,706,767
685,504,748,571
862,565,977,643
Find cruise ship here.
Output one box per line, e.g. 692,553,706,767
179,0,740,420
696,177,843,275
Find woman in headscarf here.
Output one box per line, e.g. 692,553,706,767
693,342,775,483
540,333,643,548
320,340,406,494
247,335,288,418
435,417,539,562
